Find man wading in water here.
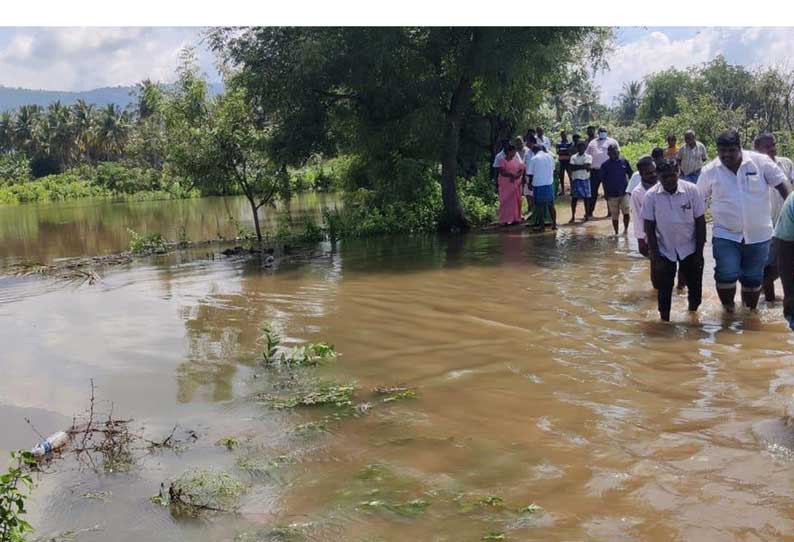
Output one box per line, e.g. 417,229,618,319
698,130,791,311
643,159,706,321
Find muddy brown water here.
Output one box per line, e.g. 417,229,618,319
2,197,794,541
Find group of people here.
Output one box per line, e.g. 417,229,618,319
494,125,794,327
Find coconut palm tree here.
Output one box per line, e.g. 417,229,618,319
71,99,96,162
616,80,643,123
13,105,42,154
94,104,130,161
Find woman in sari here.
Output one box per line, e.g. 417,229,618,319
495,142,524,225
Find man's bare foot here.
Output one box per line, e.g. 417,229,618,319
567,218,576,224
551,224,558,231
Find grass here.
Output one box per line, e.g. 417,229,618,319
258,380,356,410
156,468,246,516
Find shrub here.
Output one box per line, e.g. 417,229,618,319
0,451,36,542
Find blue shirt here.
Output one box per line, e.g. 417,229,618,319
601,158,633,198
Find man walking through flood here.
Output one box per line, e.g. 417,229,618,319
753,132,794,302
630,156,659,286
698,130,791,311
643,159,706,321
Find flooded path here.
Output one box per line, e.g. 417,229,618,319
2,198,794,541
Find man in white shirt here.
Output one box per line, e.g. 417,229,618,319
630,156,659,288
585,126,620,219
535,126,552,153
753,132,794,301
527,144,556,232
677,130,708,184
698,129,791,311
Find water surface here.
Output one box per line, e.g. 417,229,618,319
2,198,794,542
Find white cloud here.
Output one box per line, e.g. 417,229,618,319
0,27,219,91
595,27,794,105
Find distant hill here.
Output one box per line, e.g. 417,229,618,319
0,83,224,112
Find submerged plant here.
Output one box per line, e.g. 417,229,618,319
157,468,246,516
127,228,169,255
216,437,240,451
260,380,356,410
356,498,430,518
482,532,505,541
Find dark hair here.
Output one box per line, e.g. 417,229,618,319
587,125,595,131
598,126,607,132
636,155,655,170
607,143,619,152
527,134,537,144
572,133,581,140
531,144,542,153
754,132,775,147
716,129,741,148
666,132,676,140
651,147,665,160
657,158,678,176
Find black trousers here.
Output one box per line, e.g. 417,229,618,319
587,169,602,215
655,252,703,316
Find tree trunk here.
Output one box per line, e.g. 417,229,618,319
246,194,263,243
439,31,482,233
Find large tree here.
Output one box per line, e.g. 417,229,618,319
208,27,611,231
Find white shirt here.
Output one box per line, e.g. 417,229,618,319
585,137,620,169
527,150,554,187
569,153,592,181
770,156,794,225
626,171,641,195
698,150,787,244
492,150,523,168
630,183,649,240
536,135,552,153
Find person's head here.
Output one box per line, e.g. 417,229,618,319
506,142,517,159
525,128,536,139
536,127,544,137
526,134,537,147
754,132,777,160
607,144,619,160
657,158,679,193
666,133,677,148
560,130,567,140
716,129,743,170
572,133,581,144
514,136,525,150
500,139,510,153
598,127,608,140
684,130,696,147
587,125,596,138
531,144,542,154
637,156,658,188
651,147,665,163
576,141,586,154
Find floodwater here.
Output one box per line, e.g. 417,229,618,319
3,197,794,542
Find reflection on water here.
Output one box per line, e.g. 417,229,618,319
3,208,794,541
0,193,336,266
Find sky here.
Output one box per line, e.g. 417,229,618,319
0,27,220,91
598,27,794,104
1,27,794,105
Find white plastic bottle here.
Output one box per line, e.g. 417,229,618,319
30,431,69,457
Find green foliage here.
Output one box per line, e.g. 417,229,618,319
482,532,505,541
127,228,169,255
0,451,36,542
0,152,31,183
637,68,698,124
619,141,657,169
356,498,430,518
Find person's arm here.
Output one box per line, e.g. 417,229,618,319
701,143,708,162
644,219,660,261
625,160,633,180
777,182,791,200
777,237,794,323
695,215,706,255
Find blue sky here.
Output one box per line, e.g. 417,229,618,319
596,27,794,103
0,28,220,91
0,27,792,105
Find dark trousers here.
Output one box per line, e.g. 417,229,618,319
655,252,703,317
558,161,572,189
587,169,602,216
